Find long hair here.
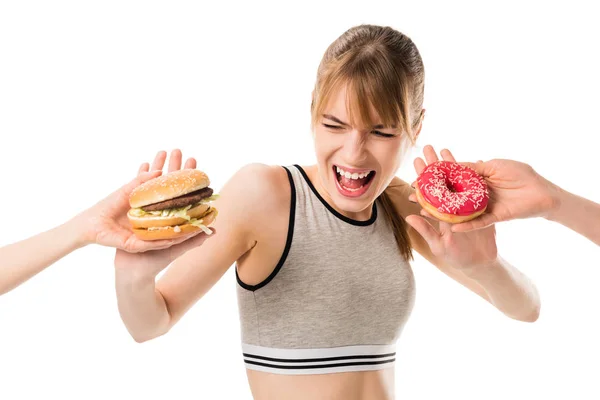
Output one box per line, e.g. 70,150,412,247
310,25,425,261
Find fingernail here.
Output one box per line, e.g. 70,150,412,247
408,199,417,203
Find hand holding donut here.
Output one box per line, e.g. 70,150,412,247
413,158,489,224
406,145,498,272
450,159,562,233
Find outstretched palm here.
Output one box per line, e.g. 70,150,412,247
113,149,211,273
79,150,199,253
407,146,498,271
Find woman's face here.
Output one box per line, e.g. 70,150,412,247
313,84,413,219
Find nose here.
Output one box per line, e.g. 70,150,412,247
341,129,368,165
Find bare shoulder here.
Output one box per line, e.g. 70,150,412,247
216,163,290,235
154,163,291,324
222,163,290,207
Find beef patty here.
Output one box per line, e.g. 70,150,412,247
142,187,214,211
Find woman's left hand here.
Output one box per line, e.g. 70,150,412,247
406,145,498,273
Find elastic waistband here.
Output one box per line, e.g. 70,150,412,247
241,343,396,375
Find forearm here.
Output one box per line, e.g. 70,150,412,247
0,218,86,295
115,269,172,343
464,255,541,322
547,188,600,246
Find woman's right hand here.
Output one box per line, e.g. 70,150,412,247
114,230,209,278
449,158,562,232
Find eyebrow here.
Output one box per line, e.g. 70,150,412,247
322,114,394,130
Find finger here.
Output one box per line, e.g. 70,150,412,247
423,144,439,165
167,149,183,173
459,160,492,177
169,229,213,258
130,229,210,253
138,162,150,176
451,213,498,233
405,215,441,248
170,230,203,245
184,157,197,170
416,209,456,238
151,151,168,171
135,230,206,252
440,148,457,162
420,208,435,219
129,239,178,253
419,208,448,227
413,157,427,175
408,193,418,203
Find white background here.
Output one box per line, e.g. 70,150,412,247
1,1,598,399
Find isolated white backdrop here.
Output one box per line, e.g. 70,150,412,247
0,1,598,399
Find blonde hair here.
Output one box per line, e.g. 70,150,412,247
311,25,425,261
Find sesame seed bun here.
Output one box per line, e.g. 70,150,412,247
129,169,210,209
127,169,217,240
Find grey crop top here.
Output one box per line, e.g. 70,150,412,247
236,165,416,375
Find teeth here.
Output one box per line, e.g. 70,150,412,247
336,166,372,180
342,184,365,192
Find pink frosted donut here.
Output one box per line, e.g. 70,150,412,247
415,160,489,223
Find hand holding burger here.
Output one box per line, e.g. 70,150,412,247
127,162,218,240
127,168,219,241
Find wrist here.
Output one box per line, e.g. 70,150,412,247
545,184,570,222
460,255,501,282
115,265,157,288
61,216,92,250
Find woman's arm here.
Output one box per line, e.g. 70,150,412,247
458,255,540,322
0,168,183,296
547,187,600,246
0,218,86,295
388,178,540,322
387,147,541,323
114,163,283,342
452,159,600,246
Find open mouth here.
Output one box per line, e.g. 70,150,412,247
332,165,376,197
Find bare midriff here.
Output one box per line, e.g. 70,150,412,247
245,368,395,400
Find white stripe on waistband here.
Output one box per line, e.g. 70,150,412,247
241,343,396,375
242,343,396,359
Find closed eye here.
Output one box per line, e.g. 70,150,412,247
373,130,396,138
323,123,396,138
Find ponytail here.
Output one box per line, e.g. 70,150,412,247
377,189,413,261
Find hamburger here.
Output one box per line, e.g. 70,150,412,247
127,169,218,240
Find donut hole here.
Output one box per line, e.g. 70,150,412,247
446,180,466,193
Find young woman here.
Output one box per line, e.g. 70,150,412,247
0,150,205,296
114,24,540,399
